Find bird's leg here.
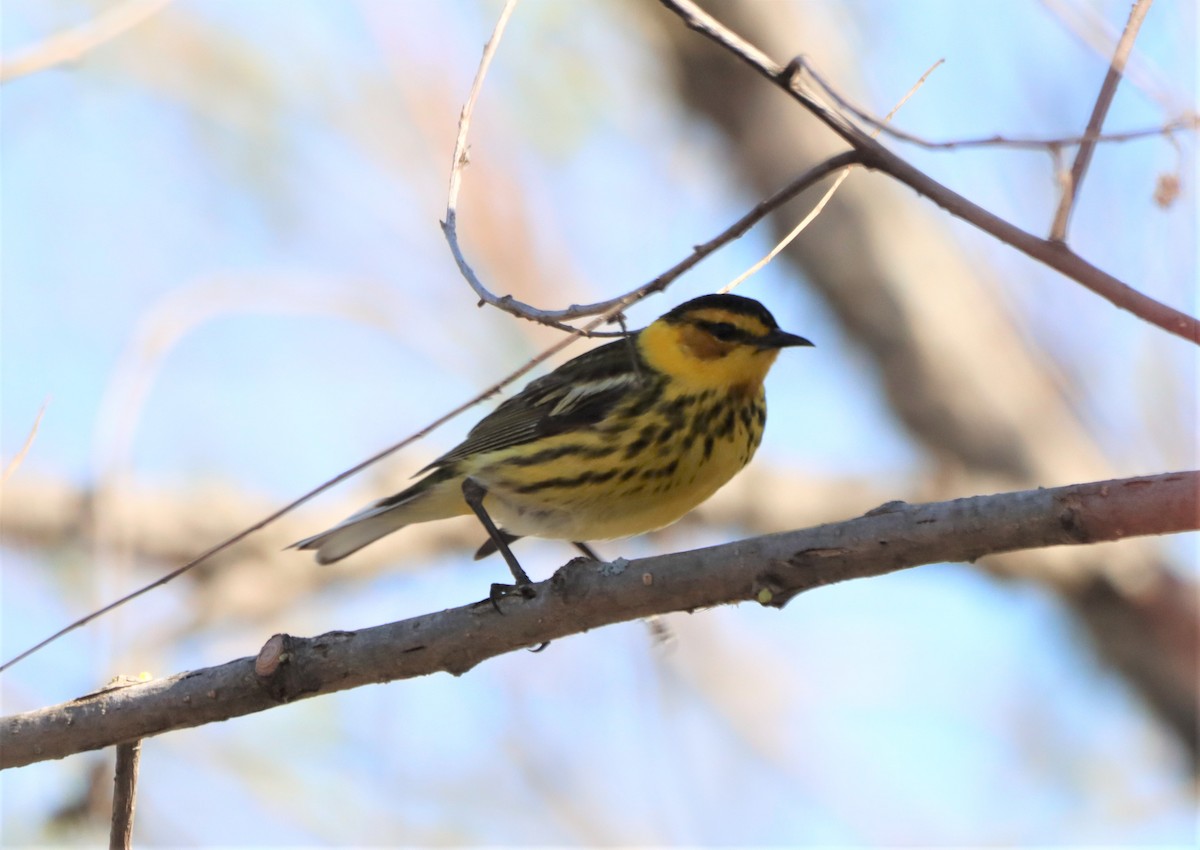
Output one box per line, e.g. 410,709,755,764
461,477,535,610
572,541,600,560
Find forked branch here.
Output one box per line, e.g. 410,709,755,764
441,0,857,331
793,55,1197,152
659,0,1199,345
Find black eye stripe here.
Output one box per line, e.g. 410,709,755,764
696,319,758,345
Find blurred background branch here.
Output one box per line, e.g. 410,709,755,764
0,0,172,83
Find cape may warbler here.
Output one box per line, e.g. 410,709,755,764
294,294,812,595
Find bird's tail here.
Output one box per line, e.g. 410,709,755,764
290,467,465,564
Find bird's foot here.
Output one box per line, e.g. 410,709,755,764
489,580,537,614
487,582,548,652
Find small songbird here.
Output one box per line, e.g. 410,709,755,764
293,294,812,596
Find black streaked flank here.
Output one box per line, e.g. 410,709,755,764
640,459,680,480
715,408,736,439
660,394,699,419
514,468,620,495
505,443,617,467
290,293,810,577
622,422,660,460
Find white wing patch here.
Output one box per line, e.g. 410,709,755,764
548,373,641,417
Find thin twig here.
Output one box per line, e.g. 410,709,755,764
444,148,858,325
1049,0,1154,241
442,0,847,329
722,59,944,296
1,399,48,484
0,147,859,676
660,0,1199,345
717,180,842,295
794,55,1196,151
889,115,1193,151
0,0,172,83
441,0,610,334
441,0,586,330
0,335,560,674
1039,0,1183,114
109,740,142,850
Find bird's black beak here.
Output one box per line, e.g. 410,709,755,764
761,329,814,349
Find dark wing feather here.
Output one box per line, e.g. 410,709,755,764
422,335,651,471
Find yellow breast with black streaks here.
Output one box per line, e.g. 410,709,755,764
468,378,767,542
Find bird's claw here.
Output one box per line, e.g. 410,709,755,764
489,581,536,614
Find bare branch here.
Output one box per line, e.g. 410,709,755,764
0,0,172,83
659,0,1200,345
1039,0,1185,113
895,116,1194,152
0,327,573,674
1,399,48,484
657,0,1198,765
2,471,1194,769
1049,0,1154,241
0,147,856,675
440,0,585,330
445,140,860,327
794,55,1197,151
721,62,941,295
443,0,856,330
109,740,141,850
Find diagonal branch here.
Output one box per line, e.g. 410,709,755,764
0,151,860,676
3,471,1194,770
1049,0,1154,241
658,0,1199,345
0,0,172,83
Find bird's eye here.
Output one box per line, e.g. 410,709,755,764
708,321,738,341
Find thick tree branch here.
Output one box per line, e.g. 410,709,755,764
0,468,889,645
3,471,1194,770
659,0,1199,344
